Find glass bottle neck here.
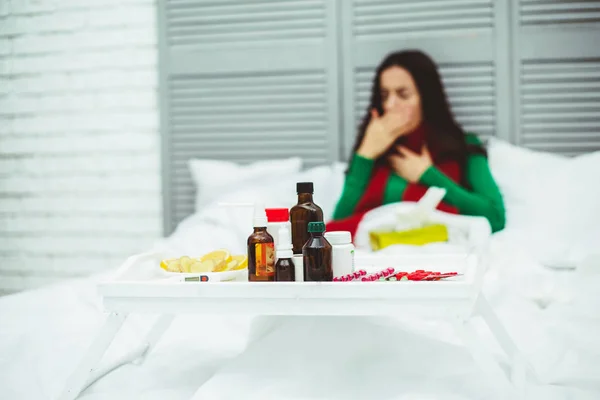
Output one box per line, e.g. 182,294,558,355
254,226,267,232
298,193,313,203
310,231,324,237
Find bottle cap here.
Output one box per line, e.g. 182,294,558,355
324,231,352,245
265,208,289,223
253,203,268,227
307,221,325,233
296,182,314,194
276,225,293,251
277,249,293,259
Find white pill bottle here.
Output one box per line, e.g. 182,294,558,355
323,231,354,277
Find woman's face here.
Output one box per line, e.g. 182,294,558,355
379,66,422,128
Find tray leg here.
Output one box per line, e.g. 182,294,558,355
133,314,175,365
56,312,127,400
451,315,516,399
475,295,539,385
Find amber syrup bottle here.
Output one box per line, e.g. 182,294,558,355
248,205,275,282
290,182,323,254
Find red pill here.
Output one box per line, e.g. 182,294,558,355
353,272,361,279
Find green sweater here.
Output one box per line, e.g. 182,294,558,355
332,135,506,232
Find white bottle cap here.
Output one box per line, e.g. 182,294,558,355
276,225,293,258
324,231,352,245
292,254,304,281
253,202,268,228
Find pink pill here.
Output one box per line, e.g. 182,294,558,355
332,277,339,282
359,270,367,276
341,276,348,282
361,277,369,282
369,275,377,281
353,272,361,279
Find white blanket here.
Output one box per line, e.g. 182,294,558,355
1,203,599,399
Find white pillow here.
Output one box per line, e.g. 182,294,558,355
188,157,302,212
488,138,568,233
488,138,600,268
552,151,600,265
196,163,344,240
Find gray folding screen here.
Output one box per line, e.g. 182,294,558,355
513,0,600,155
159,0,600,234
159,0,340,232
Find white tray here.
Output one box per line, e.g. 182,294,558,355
98,251,482,316
61,245,533,400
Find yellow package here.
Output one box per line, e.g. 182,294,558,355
369,224,449,251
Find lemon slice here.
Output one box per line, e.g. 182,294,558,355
223,259,239,271
190,259,215,273
179,256,193,273
212,259,230,272
165,259,182,273
231,255,248,270
200,249,231,263
160,258,177,271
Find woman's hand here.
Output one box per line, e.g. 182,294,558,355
388,145,433,183
357,108,414,159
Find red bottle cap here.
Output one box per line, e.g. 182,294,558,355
265,208,289,222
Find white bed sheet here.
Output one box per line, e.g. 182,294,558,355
1,206,599,399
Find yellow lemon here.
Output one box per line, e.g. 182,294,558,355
231,255,248,270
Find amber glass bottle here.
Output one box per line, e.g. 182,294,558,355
275,225,295,282
302,221,333,282
248,207,275,282
290,182,323,254
275,258,295,281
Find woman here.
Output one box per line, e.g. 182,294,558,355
328,50,505,235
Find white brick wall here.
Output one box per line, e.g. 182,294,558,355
0,0,162,295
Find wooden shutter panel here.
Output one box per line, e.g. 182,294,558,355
159,0,340,233
514,0,600,155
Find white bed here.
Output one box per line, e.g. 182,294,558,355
1,139,599,400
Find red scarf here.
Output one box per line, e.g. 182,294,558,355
326,125,460,238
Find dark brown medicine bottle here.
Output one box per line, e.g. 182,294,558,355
247,207,275,282
290,182,323,254
303,221,333,282
275,225,295,282
275,258,295,282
